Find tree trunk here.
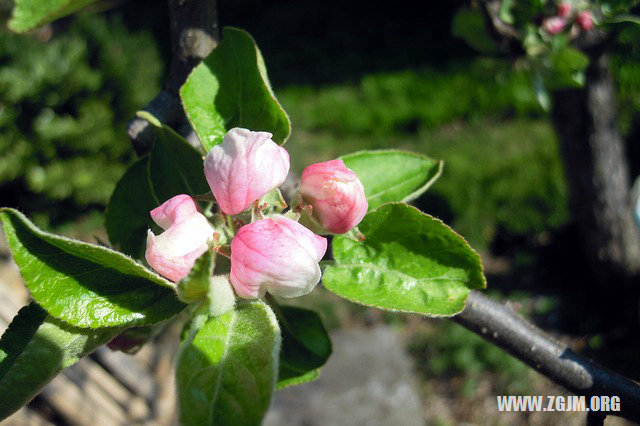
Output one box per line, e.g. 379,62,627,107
551,53,640,292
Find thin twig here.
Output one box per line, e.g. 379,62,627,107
453,291,640,423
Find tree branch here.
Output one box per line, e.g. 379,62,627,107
453,291,640,423
127,0,220,155
479,0,520,41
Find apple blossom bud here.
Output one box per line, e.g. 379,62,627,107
543,17,566,34
299,159,368,234
150,194,200,230
204,128,290,215
230,216,327,299
557,3,571,18
145,195,214,282
577,11,593,31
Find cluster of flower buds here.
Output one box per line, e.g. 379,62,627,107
542,2,593,35
145,128,368,301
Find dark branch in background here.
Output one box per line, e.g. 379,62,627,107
127,0,220,155
454,291,640,423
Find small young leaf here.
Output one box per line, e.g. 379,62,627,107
341,150,443,211
176,301,281,426
105,157,158,259
323,203,486,317
177,250,215,304
0,303,119,420
9,0,96,33
278,369,320,390
273,305,332,389
180,27,291,152
452,7,501,54
0,208,185,328
147,115,210,203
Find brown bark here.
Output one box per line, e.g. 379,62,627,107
166,0,220,94
127,0,220,155
551,53,640,288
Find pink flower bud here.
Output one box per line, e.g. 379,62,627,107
577,11,593,30
543,17,566,34
145,195,214,282
204,128,290,215
299,159,368,234
150,194,200,230
557,3,571,18
230,216,327,299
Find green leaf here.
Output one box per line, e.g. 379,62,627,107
177,250,215,304
273,305,331,389
0,208,185,328
542,46,589,90
105,157,158,259
323,203,486,317
180,27,291,152
0,303,119,420
176,301,281,426
9,0,96,33
601,0,640,16
452,7,501,54
145,113,211,203
551,47,589,72
341,150,443,211
499,0,515,24
278,369,320,389
603,13,640,25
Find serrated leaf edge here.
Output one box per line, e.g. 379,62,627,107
0,208,174,290
324,202,487,317
340,149,444,206
179,26,291,150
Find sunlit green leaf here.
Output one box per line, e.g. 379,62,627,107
0,303,119,420
176,301,280,426
9,0,96,33
0,208,185,328
324,203,486,316
180,27,291,152
341,150,443,211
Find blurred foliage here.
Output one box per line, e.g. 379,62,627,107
279,61,567,248
612,25,640,130
408,319,533,396
278,59,542,138
422,119,568,246
0,13,162,223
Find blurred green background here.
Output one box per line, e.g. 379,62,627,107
2,0,640,418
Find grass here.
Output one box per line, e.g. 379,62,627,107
280,117,567,250
277,60,568,249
